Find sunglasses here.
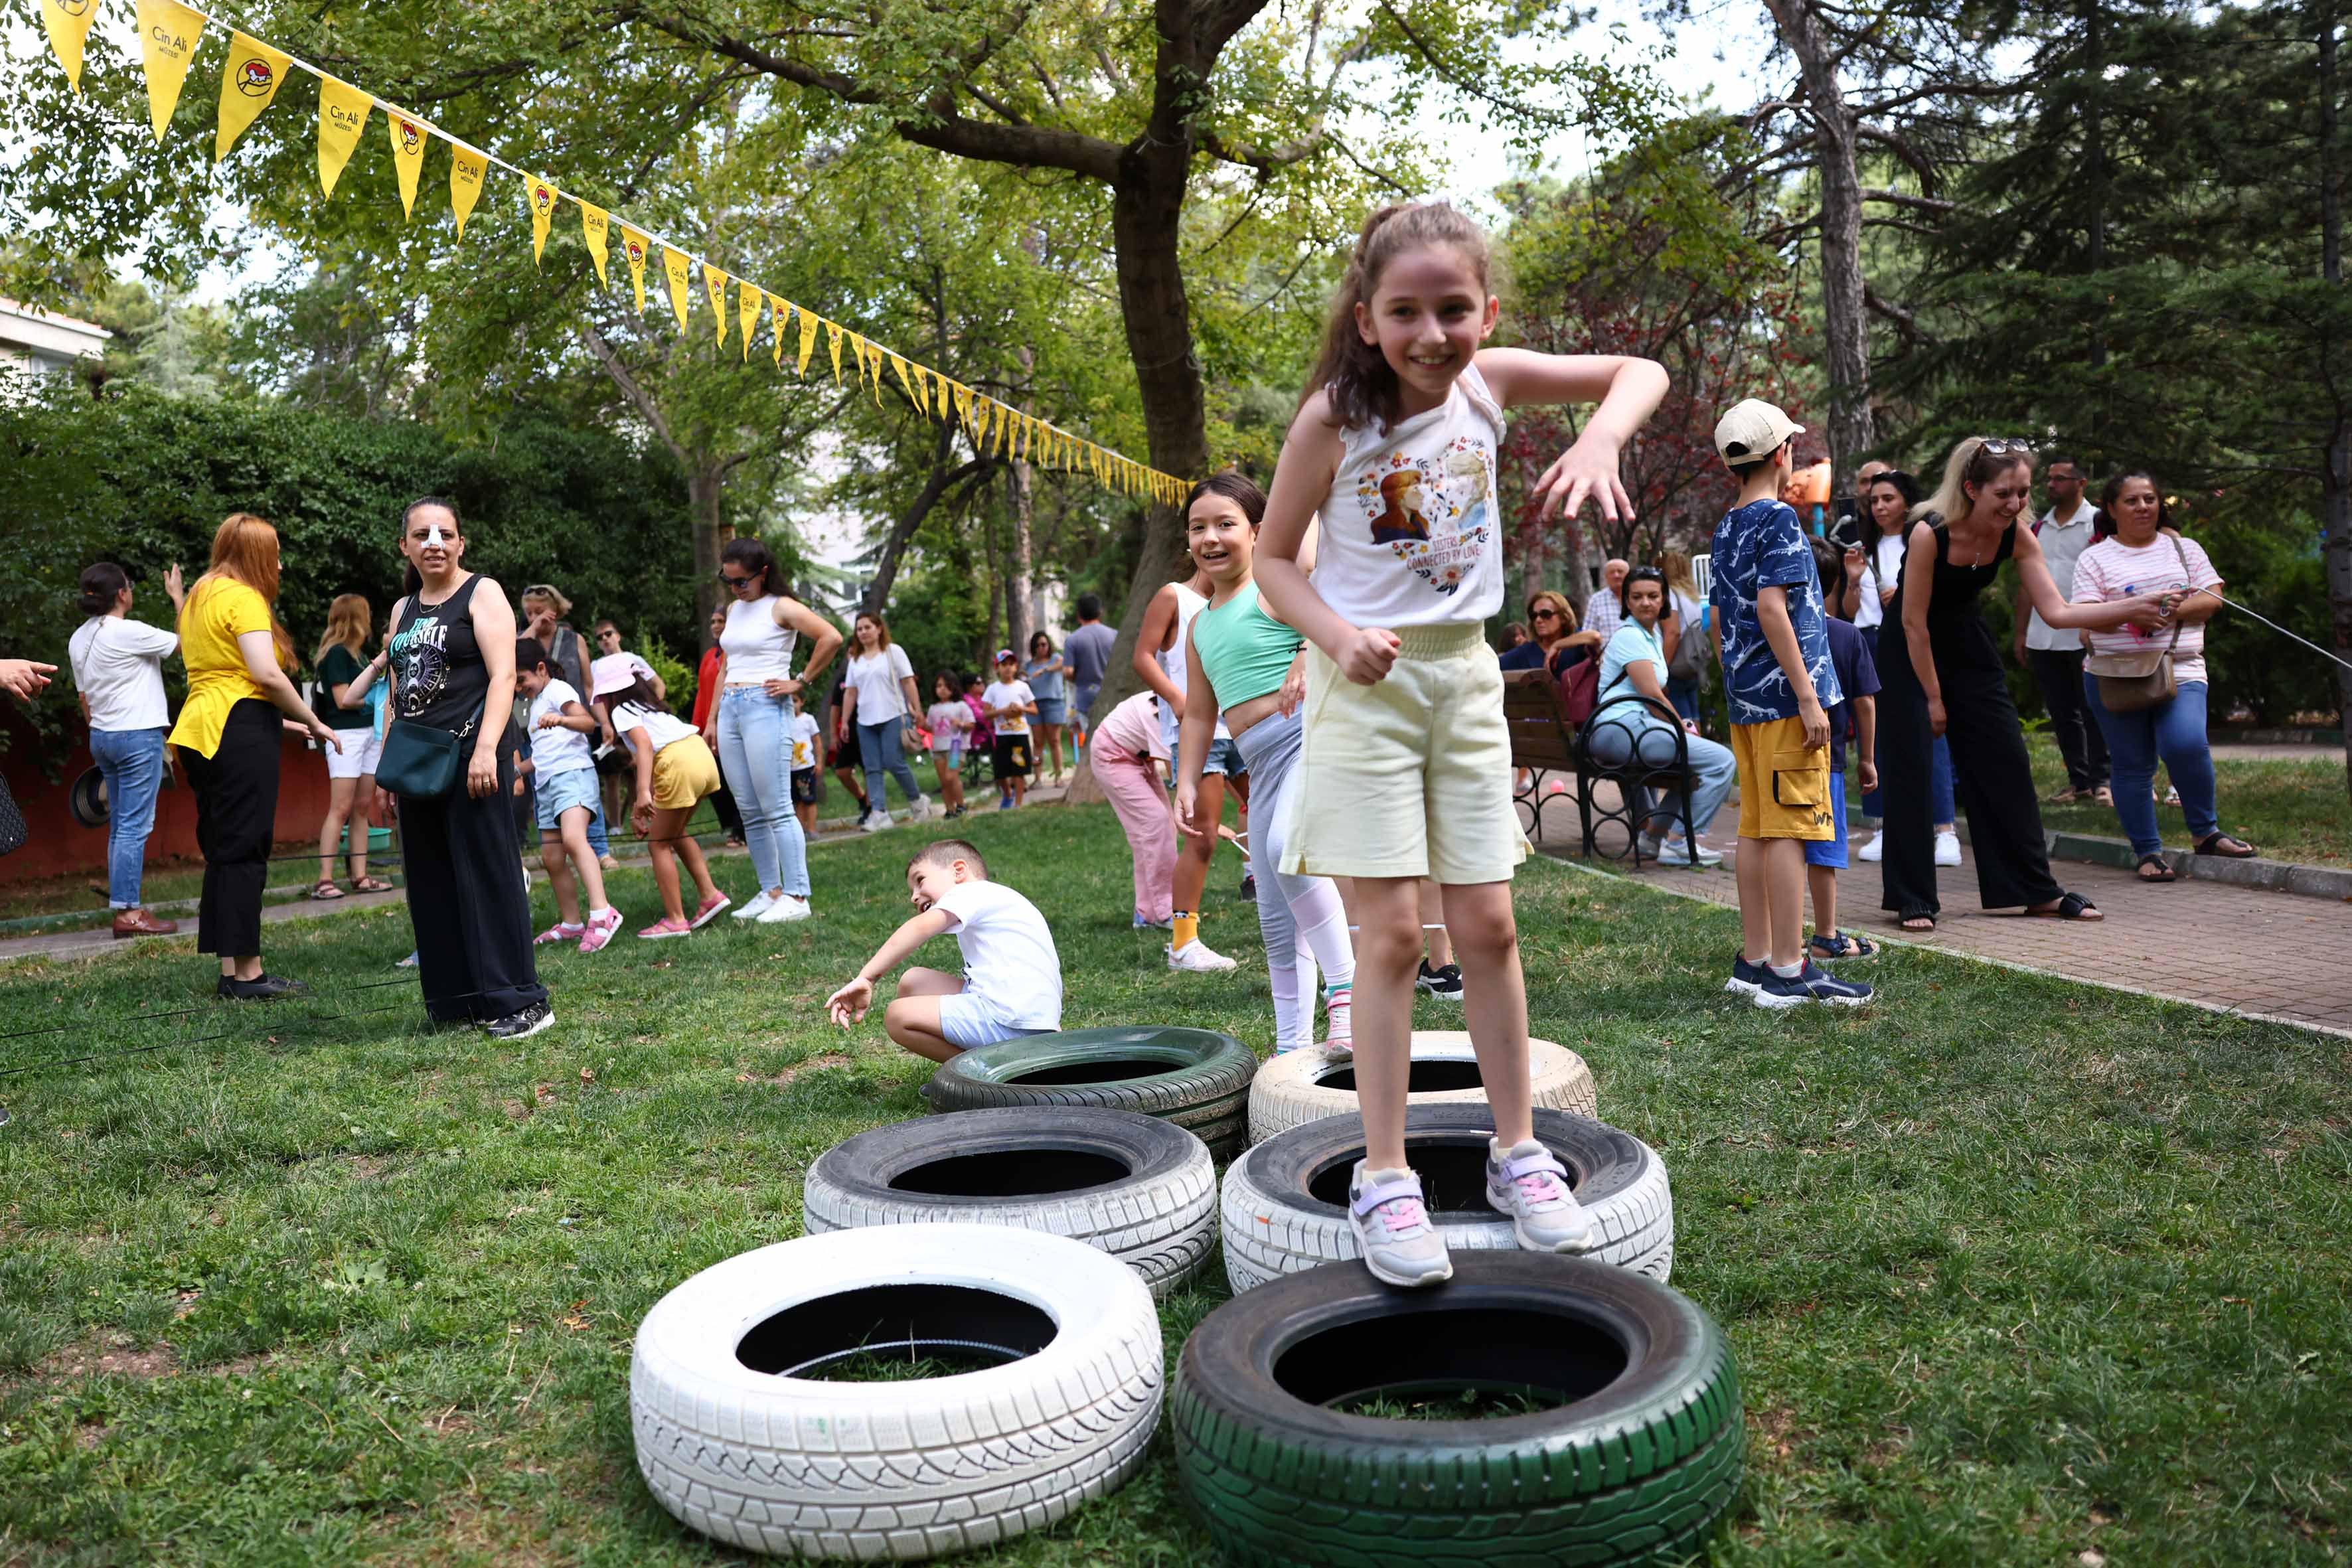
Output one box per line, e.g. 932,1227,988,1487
1976,437,2033,456
1529,607,1560,620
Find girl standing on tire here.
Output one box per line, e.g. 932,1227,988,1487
1175,472,1356,1054
1254,200,1671,1286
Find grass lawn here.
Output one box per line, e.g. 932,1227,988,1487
2025,735,2351,866
3,804,2347,1565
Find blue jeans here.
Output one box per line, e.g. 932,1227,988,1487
858,718,925,809
1664,676,1699,724
89,726,167,907
2084,676,2218,855
1072,682,1101,736
1859,627,1954,823
1587,716,1737,842
717,689,809,897
585,795,611,859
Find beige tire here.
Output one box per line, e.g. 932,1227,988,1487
1245,1030,1597,1146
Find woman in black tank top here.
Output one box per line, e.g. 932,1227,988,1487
387,498,551,1039
1875,441,2177,929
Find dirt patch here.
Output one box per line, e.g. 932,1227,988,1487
347,1154,388,1179
1750,1402,1814,1459
502,1084,561,1121
76,1418,111,1449
736,1054,852,1089
38,1340,179,1381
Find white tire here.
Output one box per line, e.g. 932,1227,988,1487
801,1108,1217,1298
1246,1029,1598,1146
630,1225,1162,1561
1220,1105,1672,1293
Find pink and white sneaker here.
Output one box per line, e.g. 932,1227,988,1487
1322,988,1354,1054
637,916,692,940
534,921,584,947
688,892,732,929
1484,1138,1596,1253
1346,1162,1452,1287
577,909,621,955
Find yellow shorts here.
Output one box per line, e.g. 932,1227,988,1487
1281,625,1529,886
651,734,722,811
1730,716,1834,841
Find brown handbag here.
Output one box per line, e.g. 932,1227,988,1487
2082,534,2189,713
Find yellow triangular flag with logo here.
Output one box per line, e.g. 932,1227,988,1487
662,246,693,334
973,401,993,450
702,264,728,345
215,33,290,164
449,143,489,239
889,353,918,410
845,333,869,394
953,382,975,430
766,295,787,367
385,110,428,217
797,305,819,375
580,202,610,286
620,227,650,314
315,76,370,197
137,0,204,143
40,0,101,95
824,320,844,382
524,175,558,266
738,283,761,361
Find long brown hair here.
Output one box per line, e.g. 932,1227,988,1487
189,512,293,668
853,611,894,651
317,593,370,665
1301,201,1494,433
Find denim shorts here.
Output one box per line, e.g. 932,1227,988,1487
534,765,600,831
1035,696,1068,726
937,991,1056,1051
1802,771,1851,869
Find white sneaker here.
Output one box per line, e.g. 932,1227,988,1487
1166,939,1239,973
911,793,934,821
1654,837,1724,867
757,894,813,923
1856,831,1885,862
862,811,896,834
1934,830,1962,867
1485,1138,1597,1253
1347,1163,1452,1287
733,890,779,920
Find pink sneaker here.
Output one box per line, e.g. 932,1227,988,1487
688,892,732,929
637,916,692,940
534,921,584,946
577,909,621,954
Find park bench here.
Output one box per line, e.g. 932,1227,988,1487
1504,670,1703,869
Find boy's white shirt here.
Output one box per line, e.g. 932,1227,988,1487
789,710,819,771
983,678,1035,736
933,878,1061,1031
526,679,595,774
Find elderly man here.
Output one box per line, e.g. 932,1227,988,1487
1583,557,1631,641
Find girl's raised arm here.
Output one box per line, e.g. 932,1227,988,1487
1475,349,1669,525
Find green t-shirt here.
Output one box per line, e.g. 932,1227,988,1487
316,645,374,729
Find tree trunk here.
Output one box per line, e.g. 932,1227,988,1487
1007,347,1039,657
686,461,731,639
1764,0,1876,488
2317,0,2352,795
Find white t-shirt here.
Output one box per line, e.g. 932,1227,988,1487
984,679,1035,737
1314,362,1506,628
789,712,820,771
527,678,594,775
68,615,178,732
1854,532,1908,631
925,700,970,752
934,878,1061,1031
611,699,697,755
846,645,915,723
2026,503,2103,651
2073,533,2223,686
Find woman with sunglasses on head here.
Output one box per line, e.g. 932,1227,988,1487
704,539,841,924
1875,439,2176,931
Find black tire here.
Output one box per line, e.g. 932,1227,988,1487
803,1107,1218,1297
1221,1105,1672,1292
1172,1252,1742,1567
923,1026,1257,1161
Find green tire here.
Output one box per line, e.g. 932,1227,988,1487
923,1026,1257,1160
1172,1252,1743,1565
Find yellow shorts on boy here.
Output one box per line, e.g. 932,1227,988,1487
1729,715,1834,841
651,734,722,811
1281,625,1529,886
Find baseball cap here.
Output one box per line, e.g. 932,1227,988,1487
590,653,639,697
1714,399,1803,464
994,647,1017,663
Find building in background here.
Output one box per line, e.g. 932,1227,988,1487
0,299,108,388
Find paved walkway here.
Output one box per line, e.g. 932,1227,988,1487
1540,828,2352,1039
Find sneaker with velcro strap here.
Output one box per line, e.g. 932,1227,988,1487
1755,961,1875,1009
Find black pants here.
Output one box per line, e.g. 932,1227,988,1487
2027,647,2109,791
181,698,281,959
1877,617,2065,918
399,749,546,1023
710,782,744,838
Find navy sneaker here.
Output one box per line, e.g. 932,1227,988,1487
1725,955,1765,996
1754,961,1873,1010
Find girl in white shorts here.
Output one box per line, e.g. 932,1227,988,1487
1255,198,1669,1287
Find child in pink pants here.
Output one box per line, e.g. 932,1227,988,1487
1089,690,1176,929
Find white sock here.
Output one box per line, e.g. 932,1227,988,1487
1770,960,1804,979
589,906,611,919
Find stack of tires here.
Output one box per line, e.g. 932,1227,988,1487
627,1024,1741,1565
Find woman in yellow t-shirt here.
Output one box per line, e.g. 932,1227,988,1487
166,514,344,1001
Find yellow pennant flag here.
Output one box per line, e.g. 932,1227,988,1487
315,76,371,198
888,353,918,410
215,32,291,164
40,0,101,95
738,283,760,361
844,333,869,394
137,0,204,143
619,227,650,313
953,382,975,430
824,320,844,382
796,303,819,375
767,295,789,367
580,202,610,286
702,264,728,345
526,175,558,266
972,401,993,450
449,143,489,239
385,110,428,217
661,246,692,334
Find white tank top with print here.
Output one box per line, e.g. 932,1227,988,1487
1314,362,1506,629
1157,583,1230,752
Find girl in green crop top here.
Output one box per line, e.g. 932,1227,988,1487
1176,474,1356,1052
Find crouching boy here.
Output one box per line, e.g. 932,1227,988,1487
825,839,1062,1062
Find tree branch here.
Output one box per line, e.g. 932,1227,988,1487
577,321,682,464
1861,186,1964,216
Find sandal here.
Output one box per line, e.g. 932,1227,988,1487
2027,891,2104,921
2135,853,2177,883
2090,786,2114,807
351,877,394,894
2193,832,2256,859
308,881,346,900
1898,907,1937,933
1809,930,1880,960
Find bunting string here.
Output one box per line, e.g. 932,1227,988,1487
35,0,1191,507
